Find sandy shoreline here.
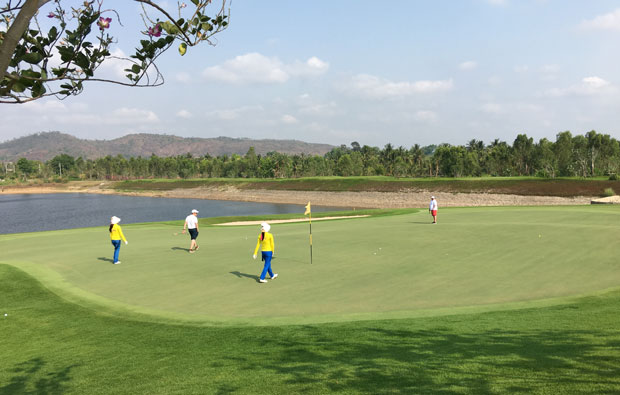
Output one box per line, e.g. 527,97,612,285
0,183,594,208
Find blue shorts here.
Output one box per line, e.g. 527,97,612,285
188,228,198,240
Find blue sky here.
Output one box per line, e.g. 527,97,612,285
1,0,619,148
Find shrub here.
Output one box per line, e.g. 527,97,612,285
609,174,618,181
602,187,616,197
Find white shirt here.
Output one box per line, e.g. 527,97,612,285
429,199,438,211
185,214,198,229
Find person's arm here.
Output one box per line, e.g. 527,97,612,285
270,234,275,255
182,218,187,234
118,225,128,244
253,237,260,259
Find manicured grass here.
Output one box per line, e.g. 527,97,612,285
2,264,620,394
2,206,620,325
2,206,620,393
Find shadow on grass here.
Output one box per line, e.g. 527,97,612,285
217,324,620,393
230,271,259,282
96,257,113,263
0,358,79,395
171,247,190,253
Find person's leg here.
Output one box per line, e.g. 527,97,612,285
265,251,273,278
112,240,121,263
260,251,272,280
189,229,197,252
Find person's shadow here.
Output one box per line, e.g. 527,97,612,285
230,271,260,282
171,247,190,253
97,257,114,263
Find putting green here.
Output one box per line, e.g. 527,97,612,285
2,206,620,325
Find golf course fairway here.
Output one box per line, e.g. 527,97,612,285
2,205,620,325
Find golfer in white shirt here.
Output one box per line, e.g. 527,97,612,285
182,209,200,253
429,196,438,224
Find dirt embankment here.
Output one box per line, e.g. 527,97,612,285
0,182,593,208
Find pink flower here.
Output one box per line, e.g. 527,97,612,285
148,23,162,37
180,3,187,8
47,12,57,18
97,17,112,31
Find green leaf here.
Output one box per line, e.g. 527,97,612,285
21,70,41,79
160,21,180,35
131,64,141,74
31,82,46,97
22,52,44,64
201,23,213,32
48,26,58,42
178,42,187,56
74,53,90,70
11,82,26,93
191,0,199,5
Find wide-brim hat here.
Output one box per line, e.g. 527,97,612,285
260,222,271,232
111,216,121,224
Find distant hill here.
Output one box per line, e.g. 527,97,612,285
0,132,335,162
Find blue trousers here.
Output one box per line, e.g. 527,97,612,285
111,240,121,263
260,251,273,280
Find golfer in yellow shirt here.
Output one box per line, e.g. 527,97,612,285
109,216,127,264
253,222,277,283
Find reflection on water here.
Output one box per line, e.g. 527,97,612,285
0,194,344,234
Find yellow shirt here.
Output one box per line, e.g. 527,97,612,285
110,224,127,242
254,232,274,255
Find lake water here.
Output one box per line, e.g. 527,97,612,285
0,194,344,234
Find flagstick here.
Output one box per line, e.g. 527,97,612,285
309,211,313,264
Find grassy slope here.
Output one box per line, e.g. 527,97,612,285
112,176,620,197
2,263,620,394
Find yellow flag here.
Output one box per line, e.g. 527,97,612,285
304,202,311,215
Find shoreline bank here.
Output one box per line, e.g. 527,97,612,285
0,183,594,208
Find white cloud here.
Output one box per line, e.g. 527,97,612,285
176,109,192,119
281,114,299,124
205,105,264,121
487,75,502,85
342,74,453,99
514,65,529,73
175,72,192,83
480,102,503,114
97,48,136,80
459,61,478,70
298,101,338,116
413,110,437,122
16,101,159,129
287,56,330,77
544,76,615,97
109,108,160,124
202,53,328,84
540,64,560,73
579,9,620,31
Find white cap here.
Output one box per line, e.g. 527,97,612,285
191,209,199,214
261,222,271,232
111,216,121,224
431,196,435,199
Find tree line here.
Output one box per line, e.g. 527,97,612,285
2,131,619,181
